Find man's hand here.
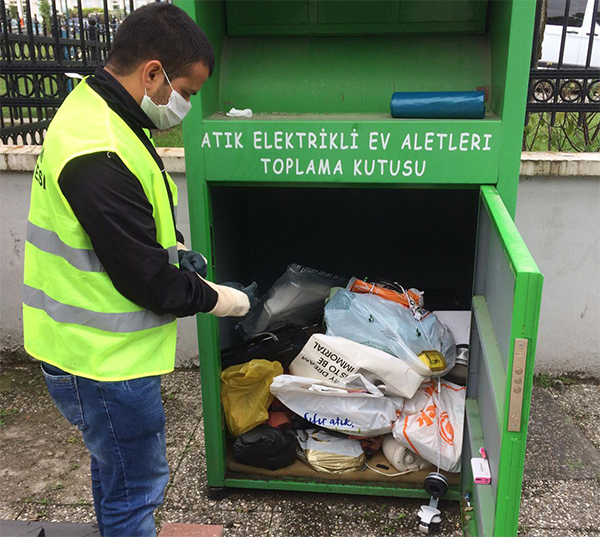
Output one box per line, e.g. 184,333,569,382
222,281,259,311
199,277,258,318
177,242,208,278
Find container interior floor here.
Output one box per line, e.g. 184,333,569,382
225,443,460,487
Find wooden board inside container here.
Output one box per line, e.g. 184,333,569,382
226,448,459,485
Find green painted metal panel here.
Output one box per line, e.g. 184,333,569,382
463,186,543,536
219,35,491,114
400,0,483,24
226,0,486,36
185,0,227,119
471,296,507,431
480,186,541,276
486,187,543,537
467,296,505,520
183,0,537,207
488,0,537,215
224,477,462,500
228,0,310,27
317,0,393,24
481,222,515,371
198,118,501,184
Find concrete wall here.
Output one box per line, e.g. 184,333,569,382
516,175,600,375
1,149,599,374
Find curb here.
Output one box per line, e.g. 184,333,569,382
0,146,186,175
158,523,223,537
1,145,598,177
520,151,600,178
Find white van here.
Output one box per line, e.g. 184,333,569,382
540,0,599,68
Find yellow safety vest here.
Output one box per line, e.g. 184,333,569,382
23,79,179,381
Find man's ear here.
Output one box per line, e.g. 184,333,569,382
141,60,164,91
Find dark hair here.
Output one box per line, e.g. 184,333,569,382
106,3,214,79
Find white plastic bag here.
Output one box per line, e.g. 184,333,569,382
392,380,466,473
226,107,253,118
325,289,456,376
270,375,403,437
290,334,427,398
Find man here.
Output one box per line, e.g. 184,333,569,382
22,4,253,536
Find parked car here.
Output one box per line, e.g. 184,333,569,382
540,0,599,68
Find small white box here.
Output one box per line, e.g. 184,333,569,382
471,457,492,484
433,310,472,345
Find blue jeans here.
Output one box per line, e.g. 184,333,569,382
41,362,169,537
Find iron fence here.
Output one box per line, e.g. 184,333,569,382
526,0,599,151
0,0,135,144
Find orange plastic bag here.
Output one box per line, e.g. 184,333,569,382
221,359,284,436
348,279,424,309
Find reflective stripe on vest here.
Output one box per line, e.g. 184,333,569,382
27,221,179,271
24,285,175,332
27,221,105,272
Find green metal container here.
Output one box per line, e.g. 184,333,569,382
176,1,543,535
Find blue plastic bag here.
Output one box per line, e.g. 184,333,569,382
324,289,456,377
390,91,485,119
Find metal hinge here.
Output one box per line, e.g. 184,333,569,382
508,338,528,432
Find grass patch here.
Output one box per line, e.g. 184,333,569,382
558,376,575,385
534,373,553,388
0,408,18,427
152,125,183,148
534,372,587,388
524,111,599,152
36,508,48,519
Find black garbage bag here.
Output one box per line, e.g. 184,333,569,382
236,264,347,340
221,324,325,370
233,424,297,470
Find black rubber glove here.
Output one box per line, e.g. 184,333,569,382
222,281,259,311
178,249,208,278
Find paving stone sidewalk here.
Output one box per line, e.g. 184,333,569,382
1,365,598,537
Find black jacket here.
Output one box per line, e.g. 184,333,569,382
58,67,218,317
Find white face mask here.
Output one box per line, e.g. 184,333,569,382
141,68,191,130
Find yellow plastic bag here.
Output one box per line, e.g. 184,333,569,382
221,359,284,436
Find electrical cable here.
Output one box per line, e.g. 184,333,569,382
436,375,442,474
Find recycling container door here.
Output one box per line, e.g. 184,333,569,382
461,185,543,537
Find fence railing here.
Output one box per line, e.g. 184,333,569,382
0,0,135,145
525,0,599,151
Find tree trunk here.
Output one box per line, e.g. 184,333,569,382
536,0,548,65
